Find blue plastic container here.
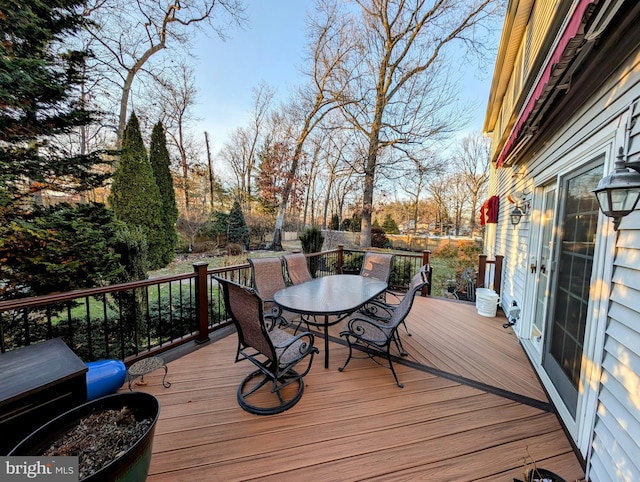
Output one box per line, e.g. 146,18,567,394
86,359,127,401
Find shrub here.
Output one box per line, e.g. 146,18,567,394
389,258,413,288
299,226,325,253
299,226,325,276
371,224,390,248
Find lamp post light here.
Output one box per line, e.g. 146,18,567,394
593,147,640,231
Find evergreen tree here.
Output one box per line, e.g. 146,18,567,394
0,203,124,299
149,121,178,266
382,214,400,234
371,222,390,248
108,113,163,271
0,0,110,198
299,226,325,276
349,213,363,233
0,0,119,300
227,199,250,246
329,213,341,231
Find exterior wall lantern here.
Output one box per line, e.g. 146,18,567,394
510,206,524,226
508,191,529,227
593,147,640,230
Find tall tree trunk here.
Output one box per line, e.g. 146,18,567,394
205,131,214,209
272,144,304,251
361,110,383,248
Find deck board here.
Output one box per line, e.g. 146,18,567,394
130,296,584,481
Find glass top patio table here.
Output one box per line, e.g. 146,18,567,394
274,274,387,369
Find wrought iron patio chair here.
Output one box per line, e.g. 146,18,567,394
358,251,396,318
360,252,395,282
248,257,291,329
214,276,319,415
338,269,429,388
283,252,313,285
362,264,432,339
282,252,316,332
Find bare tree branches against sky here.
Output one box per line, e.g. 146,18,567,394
191,0,502,154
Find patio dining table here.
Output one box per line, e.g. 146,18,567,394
274,274,387,369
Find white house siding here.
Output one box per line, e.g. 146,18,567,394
588,215,640,481
489,23,640,482
493,165,532,313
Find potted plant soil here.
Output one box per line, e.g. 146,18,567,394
514,467,567,482
9,392,159,482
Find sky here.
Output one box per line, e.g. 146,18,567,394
191,0,498,155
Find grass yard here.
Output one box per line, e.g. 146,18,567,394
150,240,470,300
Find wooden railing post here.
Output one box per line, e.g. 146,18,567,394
477,254,487,289
494,255,504,296
337,244,344,274
194,262,210,344
421,250,431,296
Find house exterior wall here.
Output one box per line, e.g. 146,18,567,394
486,0,568,161
485,1,640,480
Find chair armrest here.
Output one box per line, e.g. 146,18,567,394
272,330,318,362
263,300,287,330
383,290,403,304
361,299,395,320
342,315,392,344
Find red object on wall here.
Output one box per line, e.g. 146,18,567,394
480,195,500,225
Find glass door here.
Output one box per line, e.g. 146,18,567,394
532,187,556,343
542,160,603,418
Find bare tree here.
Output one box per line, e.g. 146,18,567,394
454,131,491,236
268,0,357,250
178,205,209,252
448,171,471,235
427,171,453,235
83,0,246,147
316,121,358,229
397,151,444,234
152,63,201,210
333,0,501,247
204,131,215,209
218,82,275,209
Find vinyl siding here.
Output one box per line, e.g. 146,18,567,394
489,0,562,161
487,1,640,480
588,101,640,480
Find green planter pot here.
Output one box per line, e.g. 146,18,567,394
9,392,159,482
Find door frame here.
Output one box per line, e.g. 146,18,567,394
522,183,557,358
520,142,614,441
541,159,605,419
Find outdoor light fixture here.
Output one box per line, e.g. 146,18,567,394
508,190,529,227
510,205,524,226
593,147,640,230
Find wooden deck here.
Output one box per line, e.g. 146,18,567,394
132,296,586,482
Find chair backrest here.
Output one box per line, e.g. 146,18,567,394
419,264,431,286
248,257,286,300
389,270,429,328
214,276,275,361
283,252,313,285
360,252,394,282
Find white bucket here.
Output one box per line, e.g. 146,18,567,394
474,288,493,308
476,289,500,317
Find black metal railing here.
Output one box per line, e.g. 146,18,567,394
0,247,430,364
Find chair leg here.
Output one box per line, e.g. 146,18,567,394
400,319,411,336
292,315,313,335
338,336,355,373
392,332,408,356
237,368,305,415
386,348,404,388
